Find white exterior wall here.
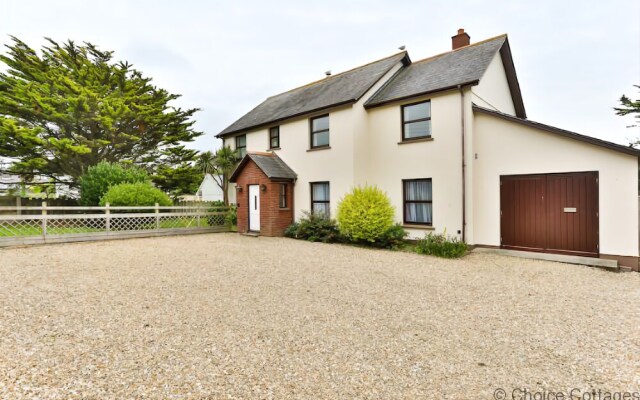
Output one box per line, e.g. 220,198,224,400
472,112,639,257
472,53,516,115
197,174,224,202
224,105,356,219
365,91,464,239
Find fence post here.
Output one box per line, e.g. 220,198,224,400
105,202,111,233
41,201,47,238
155,202,160,230
16,196,21,216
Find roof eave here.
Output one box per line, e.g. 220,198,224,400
216,99,357,138
472,105,640,157
364,80,480,109
498,37,527,119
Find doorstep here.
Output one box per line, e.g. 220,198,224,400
472,247,619,271
242,231,259,237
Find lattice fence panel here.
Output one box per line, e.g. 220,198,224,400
110,216,156,232
205,213,226,227
47,217,105,235
0,219,42,237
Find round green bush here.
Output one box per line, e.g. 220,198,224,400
336,185,395,244
80,162,150,206
99,182,172,207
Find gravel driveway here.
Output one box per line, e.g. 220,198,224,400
0,233,638,399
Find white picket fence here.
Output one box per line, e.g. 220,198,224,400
0,203,230,247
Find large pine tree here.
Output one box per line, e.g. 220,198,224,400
0,36,201,189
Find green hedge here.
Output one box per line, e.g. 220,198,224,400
99,182,172,207
80,162,149,206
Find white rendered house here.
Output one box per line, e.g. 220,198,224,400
218,29,639,270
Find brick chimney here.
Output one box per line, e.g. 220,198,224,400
452,28,470,50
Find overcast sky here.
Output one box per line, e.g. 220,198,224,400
2,0,639,151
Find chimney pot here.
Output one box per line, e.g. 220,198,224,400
452,28,471,50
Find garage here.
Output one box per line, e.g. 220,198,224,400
500,172,599,257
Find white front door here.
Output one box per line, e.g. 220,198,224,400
248,184,260,231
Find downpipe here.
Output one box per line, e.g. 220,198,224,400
459,84,466,243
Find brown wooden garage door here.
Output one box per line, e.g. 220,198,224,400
500,172,599,257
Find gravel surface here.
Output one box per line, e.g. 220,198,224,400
0,233,638,399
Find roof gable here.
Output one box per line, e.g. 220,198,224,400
229,152,297,182
218,52,409,137
364,35,513,109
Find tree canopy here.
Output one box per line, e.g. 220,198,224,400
0,36,201,189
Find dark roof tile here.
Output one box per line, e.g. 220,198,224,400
365,35,506,107
229,152,297,182
218,52,408,137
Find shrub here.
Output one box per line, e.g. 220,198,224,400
415,231,467,258
284,211,341,243
371,223,408,249
337,185,396,244
224,205,237,226
99,182,172,207
80,162,149,206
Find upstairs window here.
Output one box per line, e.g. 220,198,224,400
402,101,431,140
311,182,330,216
269,126,280,149
310,115,330,149
403,179,432,225
235,135,246,158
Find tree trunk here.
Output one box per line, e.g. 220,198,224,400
222,173,229,206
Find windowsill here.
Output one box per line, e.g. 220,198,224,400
268,147,281,151
307,146,331,152
279,208,290,211
403,224,435,230
398,137,434,145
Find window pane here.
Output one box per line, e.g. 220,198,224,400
271,137,279,148
405,180,432,201
270,127,279,137
405,203,432,224
312,202,330,217
236,135,246,147
404,120,431,139
279,184,287,208
403,102,430,121
238,147,246,158
312,183,329,201
312,116,329,132
312,131,329,147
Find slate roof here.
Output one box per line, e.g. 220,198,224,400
229,152,297,182
364,35,507,108
219,34,527,137
217,51,410,137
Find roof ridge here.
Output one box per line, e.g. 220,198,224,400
265,51,408,99
410,34,507,66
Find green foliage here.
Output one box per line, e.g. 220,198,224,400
337,185,395,244
225,205,237,226
0,37,201,188
284,211,341,243
614,84,640,147
415,231,467,258
99,182,171,207
79,161,149,205
370,223,408,249
211,146,241,205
